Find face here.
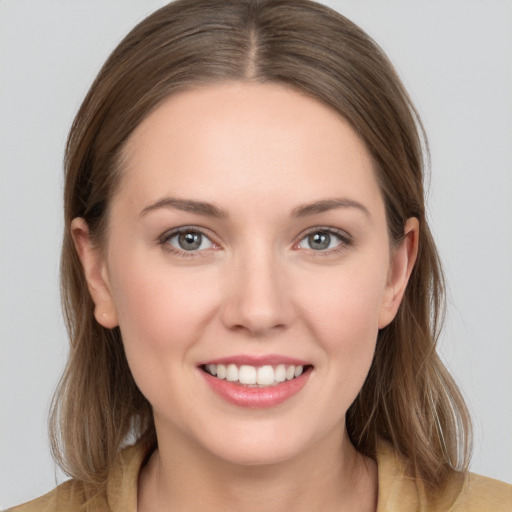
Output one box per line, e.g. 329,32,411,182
74,82,417,466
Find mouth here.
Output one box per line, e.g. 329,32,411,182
198,359,313,408
200,363,312,388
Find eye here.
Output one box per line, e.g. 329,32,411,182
163,229,215,252
297,229,349,251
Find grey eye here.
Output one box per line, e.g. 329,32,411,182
178,232,202,250
168,231,214,251
298,231,342,251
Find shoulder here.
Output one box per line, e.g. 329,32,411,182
376,440,512,511
452,472,512,512
6,442,150,512
6,479,96,512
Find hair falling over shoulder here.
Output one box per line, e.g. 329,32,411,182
50,0,471,495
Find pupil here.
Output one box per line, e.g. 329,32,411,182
179,232,201,250
309,232,330,250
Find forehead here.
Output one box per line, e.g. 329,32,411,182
117,82,383,217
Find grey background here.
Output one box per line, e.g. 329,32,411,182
1,0,511,508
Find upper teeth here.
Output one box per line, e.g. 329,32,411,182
205,364,304,387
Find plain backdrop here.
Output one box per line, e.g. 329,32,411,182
1,0,511,508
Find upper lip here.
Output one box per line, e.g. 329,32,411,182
198,354,311,367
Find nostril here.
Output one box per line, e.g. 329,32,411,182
220,267,293,335
230,321,287,336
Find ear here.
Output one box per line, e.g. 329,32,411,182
70,218,118,329
378,217,419,329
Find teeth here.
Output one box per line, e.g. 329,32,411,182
216,364,227,379
239,365,257,385
226,364,238,382
204,363,305,387
275,364,286,382
257,365,274,386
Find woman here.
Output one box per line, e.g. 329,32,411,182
9,0,511,510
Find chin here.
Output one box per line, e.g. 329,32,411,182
210,440,305,467
193,418,334,468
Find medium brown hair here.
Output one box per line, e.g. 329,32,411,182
51,0,471,493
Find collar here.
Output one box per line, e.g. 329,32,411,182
104,439,464,512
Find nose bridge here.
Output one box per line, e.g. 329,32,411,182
221,238,291,335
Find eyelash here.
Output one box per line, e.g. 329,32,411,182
158,226,353,257
294,227,353,256
159,227,219,257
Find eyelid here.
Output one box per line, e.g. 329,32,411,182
294,226,353,252
157,225,352,256
158,225,220,255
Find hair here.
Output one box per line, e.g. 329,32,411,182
50,0,472,496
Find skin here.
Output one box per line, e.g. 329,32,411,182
72,82,418,512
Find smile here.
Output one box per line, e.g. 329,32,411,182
202,363,306,387
199,359,313,408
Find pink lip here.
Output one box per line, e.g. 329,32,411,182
199,366,312,409
199,354,310,367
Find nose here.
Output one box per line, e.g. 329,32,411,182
220,247,293,337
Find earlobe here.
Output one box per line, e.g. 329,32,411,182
70,218,118,329
378,217,419,329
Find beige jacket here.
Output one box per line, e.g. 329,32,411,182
9,441,512,511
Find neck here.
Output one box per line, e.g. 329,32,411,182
138,425,378,512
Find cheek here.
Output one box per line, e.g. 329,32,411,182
108,252,220,363
295,256,388,390
107,255,224,418
298,256,387,338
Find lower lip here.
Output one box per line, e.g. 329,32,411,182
200,368,311,409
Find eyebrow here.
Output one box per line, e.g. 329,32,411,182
140,197,227,218
140,196,371,220
291,198,372,219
